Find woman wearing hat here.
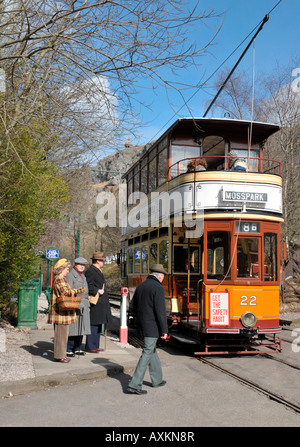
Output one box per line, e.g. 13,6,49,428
48,258,79,363
85,252,112,352
66,257,91,356
228,151,247,172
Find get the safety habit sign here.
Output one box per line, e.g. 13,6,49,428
209,292,229,326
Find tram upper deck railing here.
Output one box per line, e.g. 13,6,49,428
168,155,281,179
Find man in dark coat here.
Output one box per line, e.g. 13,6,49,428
127,264,168,395
85,252,112,352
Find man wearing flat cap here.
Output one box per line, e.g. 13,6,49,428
127,264,168,395
66,257,90,356
85,252,112,352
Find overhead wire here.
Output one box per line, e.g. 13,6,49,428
145,0,283,142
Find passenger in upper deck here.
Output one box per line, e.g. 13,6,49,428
228,151,247,172
187,157,207,172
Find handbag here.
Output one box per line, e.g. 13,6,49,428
89,283,104,305
88,292,99,305
56,287,85,311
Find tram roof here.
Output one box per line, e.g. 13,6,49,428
123,117,280,177
169,117,280,142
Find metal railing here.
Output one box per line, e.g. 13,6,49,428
168,155,281,178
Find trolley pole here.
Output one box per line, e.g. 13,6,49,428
120,287,129,344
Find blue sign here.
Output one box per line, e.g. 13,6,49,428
46,248,60,260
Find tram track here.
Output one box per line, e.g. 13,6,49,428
198,357,300,414
261,345,300,371
126,329,300,415
109,293,300,412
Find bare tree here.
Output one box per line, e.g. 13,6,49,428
261,62,300,251
0,0,220,169
209,68,265,120
211,62,300,254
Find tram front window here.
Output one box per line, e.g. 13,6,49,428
264,233,278,281
207,232,231,280
236,237,259,278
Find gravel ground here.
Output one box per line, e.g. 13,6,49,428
0,297,49,383
1,297,300,385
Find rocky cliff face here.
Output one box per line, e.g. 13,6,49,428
92,140,153,185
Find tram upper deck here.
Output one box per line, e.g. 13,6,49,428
122,118,282,236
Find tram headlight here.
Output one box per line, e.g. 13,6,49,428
241,311,257,328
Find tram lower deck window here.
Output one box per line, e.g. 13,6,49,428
207,232,231,280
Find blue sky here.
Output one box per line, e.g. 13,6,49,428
131,0,299,146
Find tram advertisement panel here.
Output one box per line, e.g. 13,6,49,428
209,292,230,326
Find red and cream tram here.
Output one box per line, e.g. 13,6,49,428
121,118,283,354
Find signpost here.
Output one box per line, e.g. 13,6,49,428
120,287,129,343
45,247,60,302
46,248,60,260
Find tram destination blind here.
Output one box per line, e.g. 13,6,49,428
236,222,260,233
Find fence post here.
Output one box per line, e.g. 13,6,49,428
120,287,129,344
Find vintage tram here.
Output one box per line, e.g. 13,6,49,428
120,118,283,354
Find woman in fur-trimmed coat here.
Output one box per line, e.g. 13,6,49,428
48,259,77,363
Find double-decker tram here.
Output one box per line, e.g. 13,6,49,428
121,118,283,355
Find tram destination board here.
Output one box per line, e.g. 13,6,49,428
236,222,260,233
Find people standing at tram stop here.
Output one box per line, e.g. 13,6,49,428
127,263,169,395
228,150,247,172
48,258,78,363
85,252,112,353
66,257,91,357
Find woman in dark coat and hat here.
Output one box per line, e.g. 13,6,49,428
85,252,112,352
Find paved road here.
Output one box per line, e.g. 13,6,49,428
1,343,300,429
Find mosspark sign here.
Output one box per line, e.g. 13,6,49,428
223,191,267,202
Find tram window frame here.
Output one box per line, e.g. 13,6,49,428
127,176,133,202
170,144,201,177
203,135,226,170
173,245,200,274
206,231,231,280
141,157,148,194
230,149,259,172
264,233,278,282
148,148,157,192
128,248,134,274
134,165,141,192
142,245,148,273
158,147,168,186
159,240,169,272
149,242,158,266
134,246,141,273
121,243,127,279
236,237,260,279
